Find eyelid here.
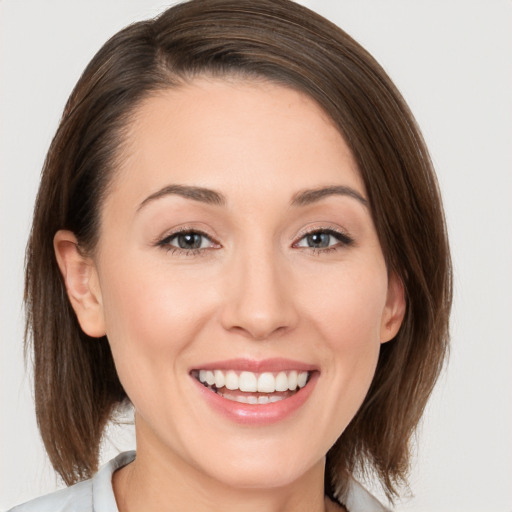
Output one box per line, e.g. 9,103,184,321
153,224,354,255
292,226,354,248
155,226,221,250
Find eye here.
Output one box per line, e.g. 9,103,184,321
171,232,209,250
158,230,218,253
294,228,353,250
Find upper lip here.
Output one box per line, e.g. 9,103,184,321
190,358,318,374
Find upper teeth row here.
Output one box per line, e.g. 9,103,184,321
198,369,309,393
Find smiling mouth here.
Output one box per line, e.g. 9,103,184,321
191,369,311,404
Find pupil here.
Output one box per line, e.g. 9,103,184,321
308,233,330,248
178,233,201,249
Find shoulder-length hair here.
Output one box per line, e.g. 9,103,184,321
25,0,452,502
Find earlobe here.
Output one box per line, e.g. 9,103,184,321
54,230,106,338
380,272,406,344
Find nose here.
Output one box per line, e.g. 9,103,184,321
220,247,299,341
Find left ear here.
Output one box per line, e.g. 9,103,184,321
380,272,406,344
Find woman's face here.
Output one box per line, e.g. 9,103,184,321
63,78,404,490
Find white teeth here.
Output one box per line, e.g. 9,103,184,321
197,369,310,394
257,372,276,393
239,371,257,392
230,393,248,404
225,370,238,390
297,371,308,388
275,372,289,392
214,370,225,388
287,371,298,391
216,392,287,404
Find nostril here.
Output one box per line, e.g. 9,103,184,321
228,323,289,342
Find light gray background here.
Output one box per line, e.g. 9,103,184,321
1,1,511,510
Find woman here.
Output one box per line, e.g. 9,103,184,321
12,0,451,510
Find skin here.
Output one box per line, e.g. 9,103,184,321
55,78,405,512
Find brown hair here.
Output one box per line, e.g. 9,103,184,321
25,0,452,502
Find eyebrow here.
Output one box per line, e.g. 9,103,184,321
138,184,226,211
137,183,367,211
291,186,368,207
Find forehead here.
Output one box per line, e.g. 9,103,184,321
106,77,365,212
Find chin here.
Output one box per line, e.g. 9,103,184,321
190,442,324,491
208,463,311,491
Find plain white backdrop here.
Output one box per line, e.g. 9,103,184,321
1,1,511,510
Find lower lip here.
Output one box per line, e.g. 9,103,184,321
192,372,318,425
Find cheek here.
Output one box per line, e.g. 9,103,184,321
301,263,388,399
305,262,388,346
97,257,216,387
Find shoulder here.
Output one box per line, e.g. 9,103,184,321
8,479,93,512
337,476,391,512
7,451,136,512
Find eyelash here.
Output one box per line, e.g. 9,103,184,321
156,227,354,256
156,228,219,257
292,227,354,256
